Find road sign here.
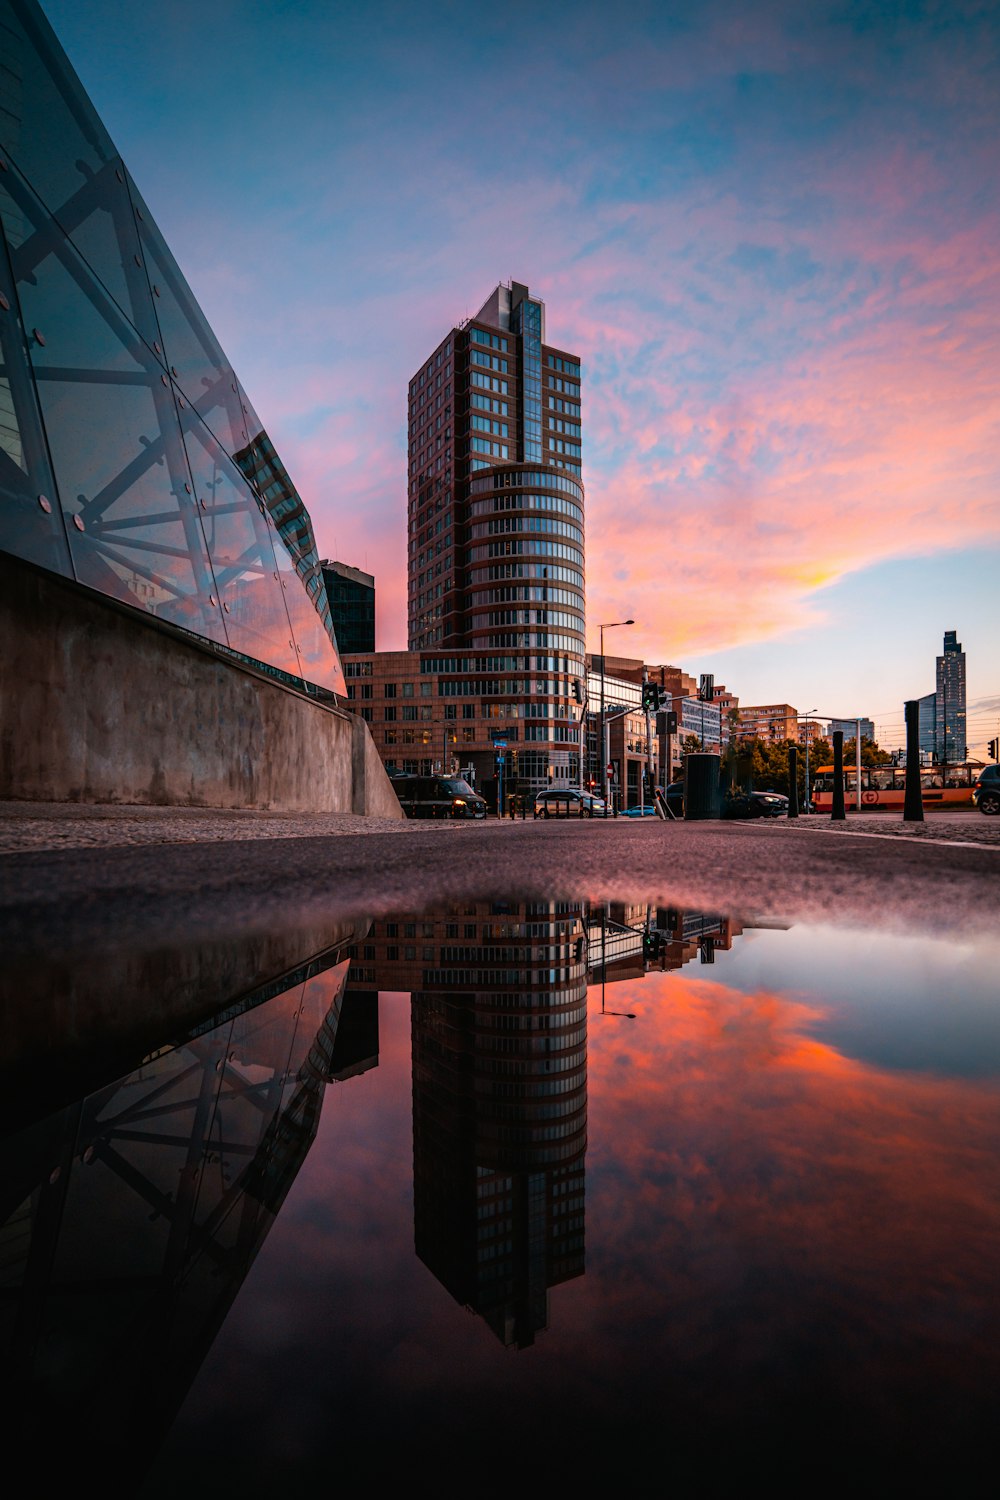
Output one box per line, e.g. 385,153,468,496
492,739,507,749
606,762,615,779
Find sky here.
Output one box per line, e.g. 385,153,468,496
40,0,1000,755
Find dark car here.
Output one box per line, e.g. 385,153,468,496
655,782,685,817
534,788,607,818
722,790,789,819
972,765,1000,815
392,775,487,820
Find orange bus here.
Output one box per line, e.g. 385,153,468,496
810,763,977,812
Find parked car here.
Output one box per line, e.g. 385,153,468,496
722,790,789,819
534,788,607,818
972,765,1000,815
392,775,487,820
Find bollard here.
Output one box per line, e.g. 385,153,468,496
903,701,924,822
831,731,846,821
685,754,722,819
787,746,799,818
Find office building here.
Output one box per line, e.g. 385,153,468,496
321,560,375,654
406,281,585,793
936,630,967,764
829,718,875,743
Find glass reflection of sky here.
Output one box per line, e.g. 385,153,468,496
142,917,1000,1492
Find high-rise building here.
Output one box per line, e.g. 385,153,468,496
936,630,967,764
321,560,375,654
406,281,585,792
829,717,875,742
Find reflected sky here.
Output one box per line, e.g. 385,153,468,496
134,908,1000,1489
2,901,997,1489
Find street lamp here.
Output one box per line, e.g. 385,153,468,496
797,709,818,812
599,619,634,807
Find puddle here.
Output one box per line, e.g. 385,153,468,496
2,899,999,1489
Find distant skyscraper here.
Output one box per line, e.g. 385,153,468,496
406,281,585,792
936,630,967,764
321,560,375,654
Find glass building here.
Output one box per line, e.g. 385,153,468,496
0,0,345,697
321,559,376,654
936,630,967,765
407,281,585,792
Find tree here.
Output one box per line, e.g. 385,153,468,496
681,733,702,757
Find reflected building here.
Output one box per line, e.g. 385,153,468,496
0,0,344,696
0,939,373,1472
349,903,588,1347
587,904,749,986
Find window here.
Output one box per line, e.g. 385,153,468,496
463,703,476,719
444,704,457,719
403,683,414,697
384,706,397,721
384,729,397,744
384,683,397,698
403,705,417,721
463,727,475,743
361,683,372,699
420,681,433,696
360,707,372,722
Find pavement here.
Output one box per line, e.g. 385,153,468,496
1,802,997,958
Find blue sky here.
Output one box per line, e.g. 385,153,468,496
40,0,1000,752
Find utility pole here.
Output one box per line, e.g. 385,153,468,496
856,717,863,814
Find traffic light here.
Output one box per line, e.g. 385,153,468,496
641,682,659,712
642,930,661,960
698,673,715,702
990,738,999,761
573,678,584,704
666,710,678,735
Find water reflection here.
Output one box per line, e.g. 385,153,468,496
0,926,373,1470
1,900,999,1488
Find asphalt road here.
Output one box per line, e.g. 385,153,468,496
2,812,996,959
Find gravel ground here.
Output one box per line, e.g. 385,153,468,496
1,800,997,853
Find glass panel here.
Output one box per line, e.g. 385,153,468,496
180,405,301,677
1,148,161,382
0,216,72,575
0,0,117,225
126,173,249,458
10,198,227,642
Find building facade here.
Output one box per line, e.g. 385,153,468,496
935,630,967,764
829,717,875,743
406,281,585,793
0,0,345,699
736,704,799,742
321,560,375,654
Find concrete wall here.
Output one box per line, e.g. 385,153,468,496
0,552,404,817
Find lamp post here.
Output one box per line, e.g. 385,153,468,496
599,619,634,807
797,709,818,812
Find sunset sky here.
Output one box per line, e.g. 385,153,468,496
42,0,1000,755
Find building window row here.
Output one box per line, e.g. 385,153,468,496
548,417,581,437
470,392,508,415
549,438,582,457
469,327,509,351
474,539,584,564
469,370,509,395
547,395,580,416
471,436,510,458
471,414,509,436
470,492,583,522
470,349,509,372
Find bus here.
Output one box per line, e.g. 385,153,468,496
811,763,978,812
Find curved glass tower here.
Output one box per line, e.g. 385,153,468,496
0,0,345,697
407,282,585,791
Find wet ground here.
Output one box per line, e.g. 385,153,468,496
1,808,998,1492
